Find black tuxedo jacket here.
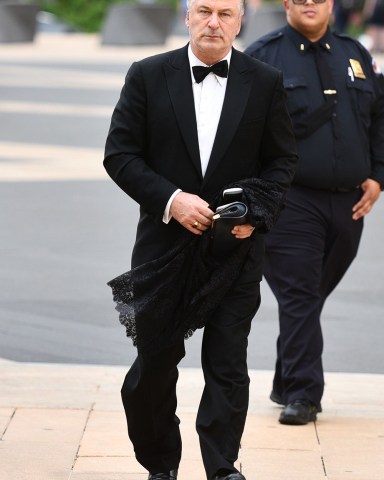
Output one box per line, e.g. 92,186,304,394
104,45,297,276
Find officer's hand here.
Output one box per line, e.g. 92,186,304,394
231,224,255,239
352,178,381,220
170,192,214,235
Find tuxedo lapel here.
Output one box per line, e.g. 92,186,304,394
164,46,203,180
203,49,255,185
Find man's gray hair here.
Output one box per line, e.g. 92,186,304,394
186,0,245,15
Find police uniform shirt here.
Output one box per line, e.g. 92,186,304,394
245,25,384,190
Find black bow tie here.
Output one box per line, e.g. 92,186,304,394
192,60,228,84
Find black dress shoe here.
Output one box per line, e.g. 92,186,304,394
270,390,284,406
148,470,178,479
279,400,319,425
271,391,323,411
212,473,246,480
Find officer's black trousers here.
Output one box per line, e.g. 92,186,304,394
121,275,260,479
263,185,364,407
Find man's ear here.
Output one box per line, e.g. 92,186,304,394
185,11,190,27
236,18,242,36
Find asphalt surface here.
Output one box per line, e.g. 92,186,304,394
1,33,384,374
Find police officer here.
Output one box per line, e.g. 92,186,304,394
245,0,384,425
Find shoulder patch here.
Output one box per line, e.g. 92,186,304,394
372,57,382,75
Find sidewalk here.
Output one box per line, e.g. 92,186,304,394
1,359,383,480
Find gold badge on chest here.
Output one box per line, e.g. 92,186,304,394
349,59,366,79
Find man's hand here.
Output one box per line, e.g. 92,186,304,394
231,224,255,239
352,179,381,220
170,192,214,235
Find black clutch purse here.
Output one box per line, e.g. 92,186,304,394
210,201,248,257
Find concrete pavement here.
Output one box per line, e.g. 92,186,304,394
1,359,384,480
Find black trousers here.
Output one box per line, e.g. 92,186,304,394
264,185,364,408
121,273,261,479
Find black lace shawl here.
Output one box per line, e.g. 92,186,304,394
107,178,285,357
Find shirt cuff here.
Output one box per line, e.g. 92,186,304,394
163,189,182,224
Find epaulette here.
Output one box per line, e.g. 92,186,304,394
245,28,285,53
333,31,357,41
333,31,367,53
333,30,373,64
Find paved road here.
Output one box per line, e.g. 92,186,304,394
1,33,383,373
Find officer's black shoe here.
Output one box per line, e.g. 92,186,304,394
270,390,284,406
279,400,319,425
271,391,322,411
148,470,178,479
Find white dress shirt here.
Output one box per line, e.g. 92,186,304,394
163,46,231,223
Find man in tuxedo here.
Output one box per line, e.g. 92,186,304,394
104,0,297,478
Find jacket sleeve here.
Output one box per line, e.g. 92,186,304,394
103,61,179,219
